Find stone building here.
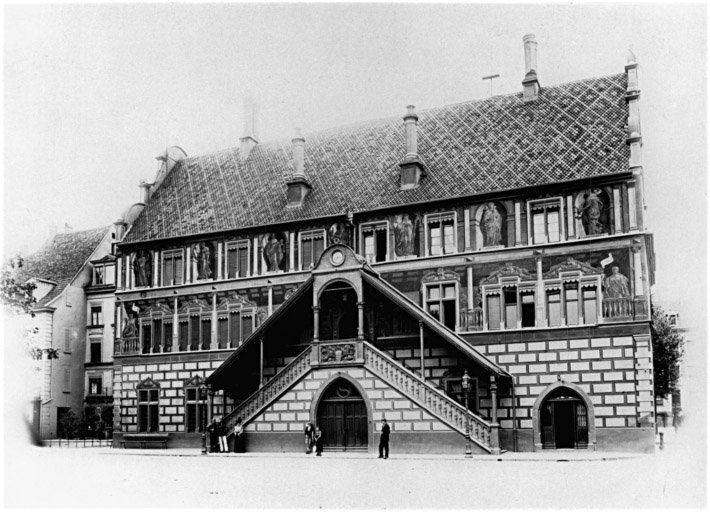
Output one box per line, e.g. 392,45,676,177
112,35,656,453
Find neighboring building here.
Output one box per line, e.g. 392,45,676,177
17,225,114,439
113,35,656,453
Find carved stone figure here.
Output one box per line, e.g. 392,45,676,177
193,243,213,280
577,188,605,235
122,317,138,338
393,214,415,257
132,250,151,287
603,266,631,298
263,234,283,272
327,222,350,246
481,202,502,246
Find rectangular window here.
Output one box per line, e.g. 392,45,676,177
361,223,388,263
582,288,598,324
90,341,102,363
218,318,229,349
163,322,172,352
185,388,206,433
427,213,456,256
90,306,103,326
547,291,561,327
94,265,104,285
529,199,563,245
504,289,517,329
142,324,151,354
189,316,200,351
242,315,253,341
138,389,160,433
89,377,102,395
230,312,241,348
425,282,457,331
179,322,189,352
299,230,326,270
486,295,501,330
152,319,162,353
226,240,250,279
201,318,211,350
521,293,536,327
565,286,579,326
162,249,184,286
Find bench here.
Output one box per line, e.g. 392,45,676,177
119,434,169,449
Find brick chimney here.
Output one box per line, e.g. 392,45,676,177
285,127,312,207
398,105,426,190
240,97,259,160
522,34,540,102
625,46,644,229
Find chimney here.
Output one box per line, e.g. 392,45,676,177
398,105,426,190
285,127,312,207
138,180,152,204
522,34,540,102
240,97,259,160
113,218,128,242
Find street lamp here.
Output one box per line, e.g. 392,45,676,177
199,384,207,455
462,370,472,458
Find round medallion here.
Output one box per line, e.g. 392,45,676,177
331,249,345,267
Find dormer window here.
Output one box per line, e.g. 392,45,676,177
91,258,115,286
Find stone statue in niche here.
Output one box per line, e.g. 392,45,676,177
122,316,138,338
393,214,415,257
193,242,213,280
132,250,152,287
603,266,631,298
577,188,605,235
328,222,350,246
481,202,502,246
263,233,284,272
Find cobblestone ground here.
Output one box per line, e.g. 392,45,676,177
4,427,706,510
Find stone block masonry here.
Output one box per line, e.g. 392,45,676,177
484,335,641,429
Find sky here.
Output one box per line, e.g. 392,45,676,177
3,3,707,335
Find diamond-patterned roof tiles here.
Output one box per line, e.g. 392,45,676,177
125,73,629,244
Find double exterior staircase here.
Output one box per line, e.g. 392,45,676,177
220,340,497,453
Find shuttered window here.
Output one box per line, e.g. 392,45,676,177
226,240,250,278
162,249,184,286
179,321,189,352
299,230,325,270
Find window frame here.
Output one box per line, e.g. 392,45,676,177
89,337,102,363
88,375,103,395
224,239,251,279
527,197,565,245
360,221,390,264
422,280,459,332
184,380,207,433
137,385,160,433
298,229,327,271
90,304,103,326
161,248,185,287
424,212,457,257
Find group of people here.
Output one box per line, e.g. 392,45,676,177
304,422,324,456
207,416,245,453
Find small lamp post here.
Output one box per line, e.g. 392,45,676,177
199,384,207,455
462,370,472,458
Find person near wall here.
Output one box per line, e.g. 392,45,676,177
378,418,390,459
208,418,219,453
233,417,245,453
314,426,324,456
304,422,315,454
218,418,228,453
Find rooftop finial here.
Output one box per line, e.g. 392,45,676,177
627,44,637,65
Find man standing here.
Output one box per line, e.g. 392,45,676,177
378,418,390,459
207,417,219,453
304,422,315,454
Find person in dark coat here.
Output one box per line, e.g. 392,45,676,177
207,418,218,453
314,426,324,456
233,417,245,453
304,422,315,454
378,418,390,459
218,419,228,453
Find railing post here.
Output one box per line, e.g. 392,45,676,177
357,302,365,340
418,320,425,381
490,376,501,455
313,306,320,342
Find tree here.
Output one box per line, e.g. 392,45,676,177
0,254,59,360
651,303,685,398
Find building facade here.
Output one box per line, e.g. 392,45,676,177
112,35,656,453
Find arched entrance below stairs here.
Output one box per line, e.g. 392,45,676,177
315,377,368,451
533,382,596,450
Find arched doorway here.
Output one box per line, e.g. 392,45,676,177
319,282,358,340
316,378,368,451
539,387,589,449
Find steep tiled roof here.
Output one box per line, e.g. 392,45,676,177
125,73,629,244
17,226,110,306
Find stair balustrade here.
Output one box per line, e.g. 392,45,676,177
362,341,493,452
